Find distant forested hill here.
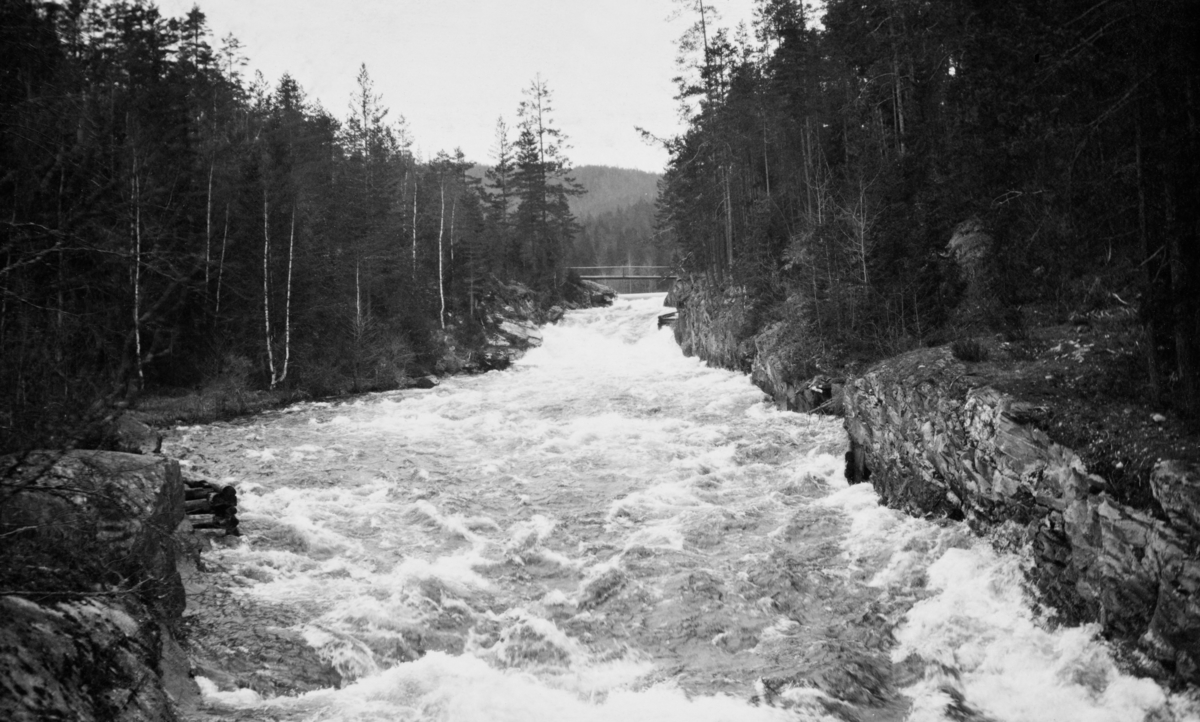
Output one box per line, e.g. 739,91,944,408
567,166,660,218
469,163,667,267
566,166,668,268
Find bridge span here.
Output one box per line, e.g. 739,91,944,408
569,265,677,295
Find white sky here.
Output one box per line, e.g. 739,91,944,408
154,0,759,172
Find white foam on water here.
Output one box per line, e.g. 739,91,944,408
182,294,1194,722
210,651,810,722
893,546,1193,722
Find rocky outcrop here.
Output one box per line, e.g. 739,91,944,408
0,596,184,722
843,347,1200,684
0,451,196,719
480,317,544,370
671,277,837,411
672,275,1199,685
750,321,844,415
564,277,617,308
0,451,186,619
670,278,754,373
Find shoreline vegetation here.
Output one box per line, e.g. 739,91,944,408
655,0,1198,423
1,1,591,455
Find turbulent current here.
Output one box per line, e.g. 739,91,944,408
170,294,1197,722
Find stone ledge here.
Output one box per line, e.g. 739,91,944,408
843,347,1199,685
0,450,195,720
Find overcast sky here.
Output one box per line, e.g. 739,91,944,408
154,0,759,172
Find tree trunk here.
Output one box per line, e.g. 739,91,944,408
724,166,734,270
278,205,295,386
411,178,418,282
205,159,213,293
131,157,143,392
1134,38,1163,403
263,182,277,386
214,204,229,322
1165,179,1197,413
437,179,446,330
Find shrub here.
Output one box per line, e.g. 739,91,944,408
951,338,989,363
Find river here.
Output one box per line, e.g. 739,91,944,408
169,294,1197,722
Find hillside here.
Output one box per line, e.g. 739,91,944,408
568,165,660,217
568,167,667,267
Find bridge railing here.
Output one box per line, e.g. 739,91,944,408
568,266,677,294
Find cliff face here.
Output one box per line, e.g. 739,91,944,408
844,348,1199,684
671,278,1200,686
670,279,837,413
669,278,754,373
0,451,195,720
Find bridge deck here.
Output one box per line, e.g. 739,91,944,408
568,267,676,293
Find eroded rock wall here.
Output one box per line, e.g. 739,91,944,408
671,278,836,412
672,278,1198,684
843,348,1200,684
0,451,194,719
670,278,754,374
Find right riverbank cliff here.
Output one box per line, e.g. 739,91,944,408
669,276,1200,688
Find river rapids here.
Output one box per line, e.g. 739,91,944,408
170,294,1197,722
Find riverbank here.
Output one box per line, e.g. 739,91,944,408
670,276,1200,688
0,276,617,720
108,276,616,440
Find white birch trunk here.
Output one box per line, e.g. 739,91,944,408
279,205,295,385
205,160,213,291
437,179,446,330
132,160,143,389
411,179,418,282
215,204,229,321
263,183,277,386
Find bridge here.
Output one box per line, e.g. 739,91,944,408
569,265,677,295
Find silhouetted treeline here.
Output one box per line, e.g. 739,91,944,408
658,0,1199,413
0,1,581,450
570,200,669,268
568,166,660,218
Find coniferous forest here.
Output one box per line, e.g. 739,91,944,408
657,0,1199,415
0,1,584,451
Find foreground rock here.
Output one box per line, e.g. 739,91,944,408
0,450,195,720
843,347,1198,685
0,596,186,722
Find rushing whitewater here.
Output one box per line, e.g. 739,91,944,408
171,295,1197,722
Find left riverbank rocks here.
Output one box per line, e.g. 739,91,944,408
474,280,546,370
0,596,185,721
0,450,197,719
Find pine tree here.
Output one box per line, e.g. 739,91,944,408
512,76,582,290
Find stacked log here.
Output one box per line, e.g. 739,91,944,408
183,478,239,535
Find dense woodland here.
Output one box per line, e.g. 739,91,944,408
0,0,585,451
657,0,1199,414
567,166,667,268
